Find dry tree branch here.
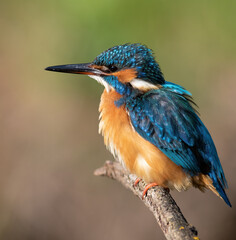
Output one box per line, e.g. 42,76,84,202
94,161,199,240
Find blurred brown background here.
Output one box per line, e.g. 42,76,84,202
1,0,235,239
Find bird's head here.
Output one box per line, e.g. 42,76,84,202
46,43,165,94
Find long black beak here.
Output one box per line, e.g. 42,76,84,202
45,63,102,75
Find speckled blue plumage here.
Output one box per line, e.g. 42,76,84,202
94,43,165,85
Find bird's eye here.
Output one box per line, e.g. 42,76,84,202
108,65,118,72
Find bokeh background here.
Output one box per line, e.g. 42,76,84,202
1,0,235,239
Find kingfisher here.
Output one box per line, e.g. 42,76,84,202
46,43,231,207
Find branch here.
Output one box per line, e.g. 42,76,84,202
94,161,199,240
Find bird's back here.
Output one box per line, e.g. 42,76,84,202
99,85,231,207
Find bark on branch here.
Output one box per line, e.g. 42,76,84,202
94,161,199,240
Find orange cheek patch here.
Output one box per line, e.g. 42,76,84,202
112,68,137,83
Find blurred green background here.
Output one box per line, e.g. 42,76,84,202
1,0,235,239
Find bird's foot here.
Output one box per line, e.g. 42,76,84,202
142,182,158,199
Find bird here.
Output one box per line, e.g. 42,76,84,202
45,43,231,207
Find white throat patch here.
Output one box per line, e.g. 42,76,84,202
130,78,158,91
88,75,111,92
88,76,158,92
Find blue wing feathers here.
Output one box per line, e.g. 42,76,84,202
126,82,231,206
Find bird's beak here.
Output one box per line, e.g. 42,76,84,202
45,63,103,76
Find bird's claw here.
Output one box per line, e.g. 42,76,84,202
133,178,141,187
142,183,158,199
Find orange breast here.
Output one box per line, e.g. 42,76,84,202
99,89,192,191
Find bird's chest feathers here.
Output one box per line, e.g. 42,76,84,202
99,90,134,167
98,89,191,190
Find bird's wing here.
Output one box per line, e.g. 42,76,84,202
126,85,227,187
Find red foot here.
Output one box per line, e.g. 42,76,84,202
134,178,141,186
142,183,158,199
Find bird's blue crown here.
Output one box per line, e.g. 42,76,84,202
93,43,165,85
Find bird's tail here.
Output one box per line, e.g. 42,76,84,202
202,174,232,207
